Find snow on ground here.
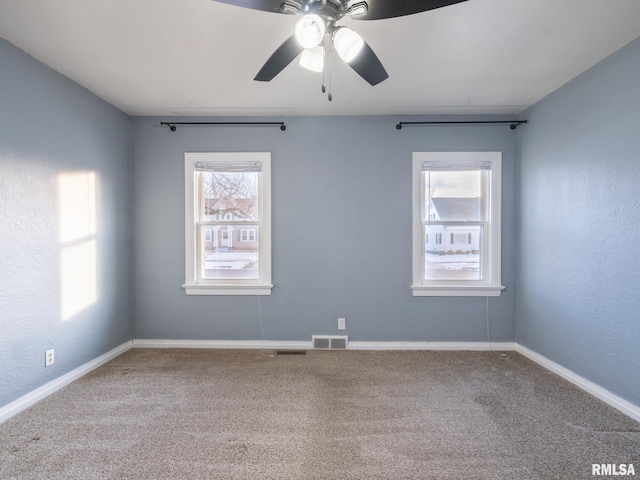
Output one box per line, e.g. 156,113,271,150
426,253,479,270
205,250,257,270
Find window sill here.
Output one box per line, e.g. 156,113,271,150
183,283,273,296
411,285,504,297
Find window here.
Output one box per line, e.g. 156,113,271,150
412,152,503,296
240,229,256,242
183,152,272,295
452,233,468,244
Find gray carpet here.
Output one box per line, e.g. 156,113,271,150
1,349,638,479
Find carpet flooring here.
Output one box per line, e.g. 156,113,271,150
1,349,638,479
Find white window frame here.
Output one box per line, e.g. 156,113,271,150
412,152,504,297
183,152,272,295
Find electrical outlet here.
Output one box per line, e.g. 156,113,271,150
45,349,55,367
338,318,346,330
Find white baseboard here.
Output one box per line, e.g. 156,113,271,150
348,341,516,351
515,344,640,423
0,341,132,424
133,339,516,352
132,339,313,350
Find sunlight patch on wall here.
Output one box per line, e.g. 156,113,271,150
58,172,98,320
60,240,97,319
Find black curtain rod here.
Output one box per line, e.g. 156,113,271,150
161,121,286,132
396,120,527,130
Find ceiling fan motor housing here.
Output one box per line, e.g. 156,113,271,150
284,0,351,21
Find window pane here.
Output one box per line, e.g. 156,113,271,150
202,171,258,222
202,225,259,279
425,170,482,222
424,225,482,280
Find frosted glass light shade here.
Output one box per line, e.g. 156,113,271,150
295,14,325,49
299,46,325,72
333,27,364,63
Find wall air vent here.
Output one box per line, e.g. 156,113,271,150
312,335,348,350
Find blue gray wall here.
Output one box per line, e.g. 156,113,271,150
517,37,640,406
0,38,131,407
131,116,517,343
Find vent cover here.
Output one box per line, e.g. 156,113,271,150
312,335,348,350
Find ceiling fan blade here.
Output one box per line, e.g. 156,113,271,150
255,35,304,81
347,40,388,86
211,0,286,14
354,0,468,21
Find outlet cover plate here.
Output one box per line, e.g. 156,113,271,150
45,349,55,367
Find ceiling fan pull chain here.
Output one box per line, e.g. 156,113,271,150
322,42,327,93
327,42,333,101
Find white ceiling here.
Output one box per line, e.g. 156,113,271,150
1,0,640,116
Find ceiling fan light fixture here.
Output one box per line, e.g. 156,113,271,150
299,46,325,72
295,14,326,49
333,27,364,63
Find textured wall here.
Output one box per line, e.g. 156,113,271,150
0,39,131,407
517,37,640,406
131,115,517,343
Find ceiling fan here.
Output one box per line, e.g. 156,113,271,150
213,0,468,88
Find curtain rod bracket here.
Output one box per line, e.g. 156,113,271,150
396,120,527,130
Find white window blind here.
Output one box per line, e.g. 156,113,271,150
421,161,491,171
194,161,262,173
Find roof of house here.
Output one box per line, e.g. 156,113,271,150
204,197,257,220
431,198,481,221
